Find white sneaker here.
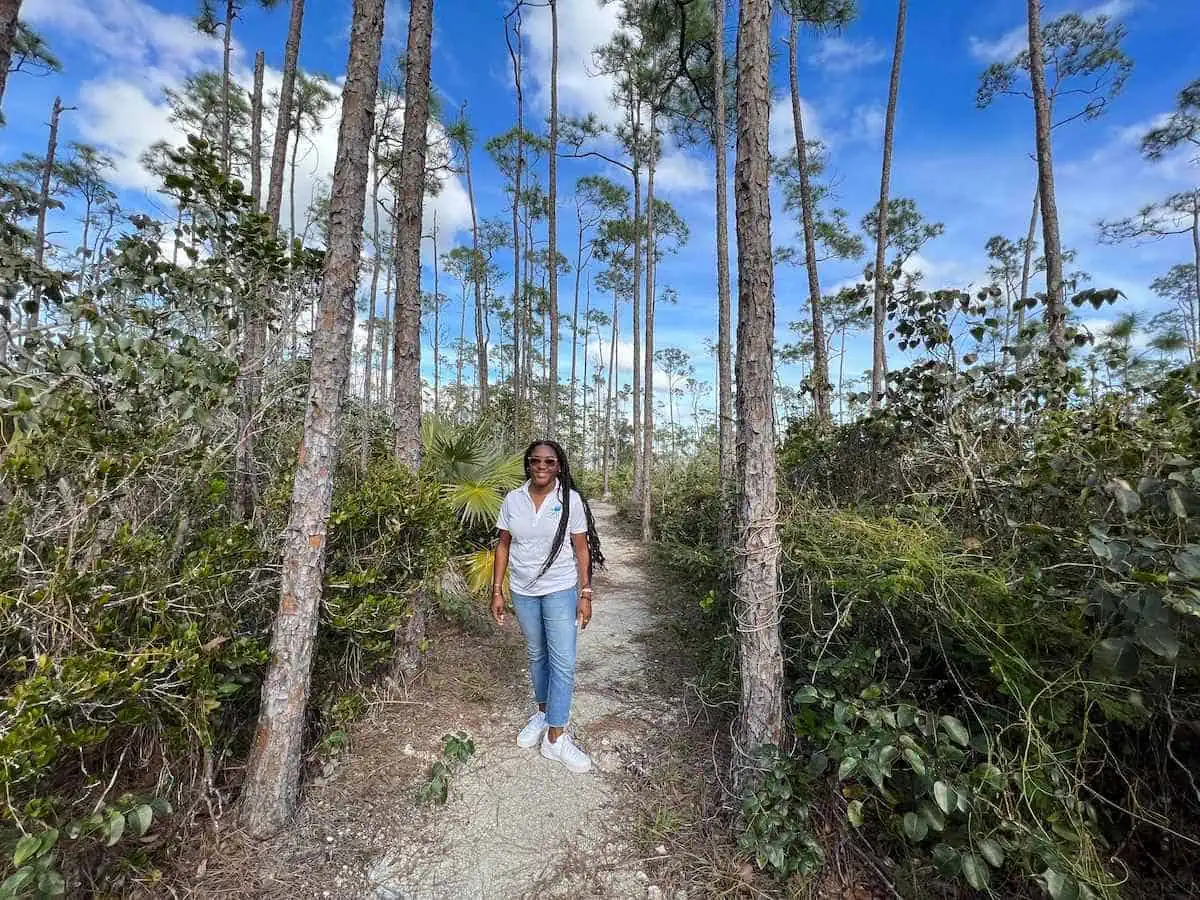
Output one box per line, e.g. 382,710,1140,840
541,731,592,774
517,711,547,749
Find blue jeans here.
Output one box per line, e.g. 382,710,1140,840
511,587,578,728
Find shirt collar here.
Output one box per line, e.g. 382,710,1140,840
520,479,563,502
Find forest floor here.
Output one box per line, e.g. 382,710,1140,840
174,502,752,899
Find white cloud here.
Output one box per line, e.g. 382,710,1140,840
24,0,226,82
901,253,983,290
809,37,886,73
41,0,470,257
1085,0,1136,19
770,95,824,157
968,26,1027,65
654,148,710,194
844,104,885,145
521,0,623,126
968,0,1137,64
592,337,636,375
76,79,183,191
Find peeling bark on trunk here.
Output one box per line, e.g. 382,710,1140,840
239,0,385,838
871,0,906,411
733,0,783,779
267,0,305,230
392,0,434,470
1028,0,1066,363
787,17,830,427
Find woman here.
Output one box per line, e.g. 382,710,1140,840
490,439,604,774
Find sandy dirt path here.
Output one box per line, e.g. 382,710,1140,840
195,501,693,900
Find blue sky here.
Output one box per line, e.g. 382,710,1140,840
7,0,1200,422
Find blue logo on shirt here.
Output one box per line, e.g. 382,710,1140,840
553,505,561,512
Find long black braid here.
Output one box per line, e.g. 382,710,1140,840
524,440,605,587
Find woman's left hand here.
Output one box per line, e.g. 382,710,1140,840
577,593,593,630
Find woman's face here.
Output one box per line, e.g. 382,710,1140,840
527,444,561,489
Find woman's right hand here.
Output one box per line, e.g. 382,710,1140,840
490,591,506,625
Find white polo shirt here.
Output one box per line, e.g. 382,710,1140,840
496,481,588,596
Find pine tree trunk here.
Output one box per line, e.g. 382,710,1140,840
380,233,393,402
523,214,534,420
267,0,305,230
460,105,487,411
234,298,267,521
456,279,467,419
1190,203,1200,361
733,0,783,778
234,49,268,520
507,13,525,434
603,289,618,498
871,0,906,411
838,324,846,423
29,96,63,336
1027,0,1066,362
1016,183,1039,422
381,196,398,403
713,0,734,496
391,0,434,469
289,121,300,250
239,0,385,838
77,196,92,297
0,0,21,117
547,0,560,434
580,276,591,457
787,17,830,427
641,118,657,543
360,143,384,466
630,96,644,505
221,0,235,177
569,214,584,455
251,50,265,209
431,211,440,414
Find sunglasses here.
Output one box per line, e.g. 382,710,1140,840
529,457,559,468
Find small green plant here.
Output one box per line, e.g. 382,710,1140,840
442,731,476,764
1,795,172,899
738,749,824,881
417,732,476,805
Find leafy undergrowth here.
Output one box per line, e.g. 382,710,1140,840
1,381,461,896
652,365,1200,899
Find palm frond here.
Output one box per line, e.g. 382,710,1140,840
449,482,505,527
461,548,500,595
